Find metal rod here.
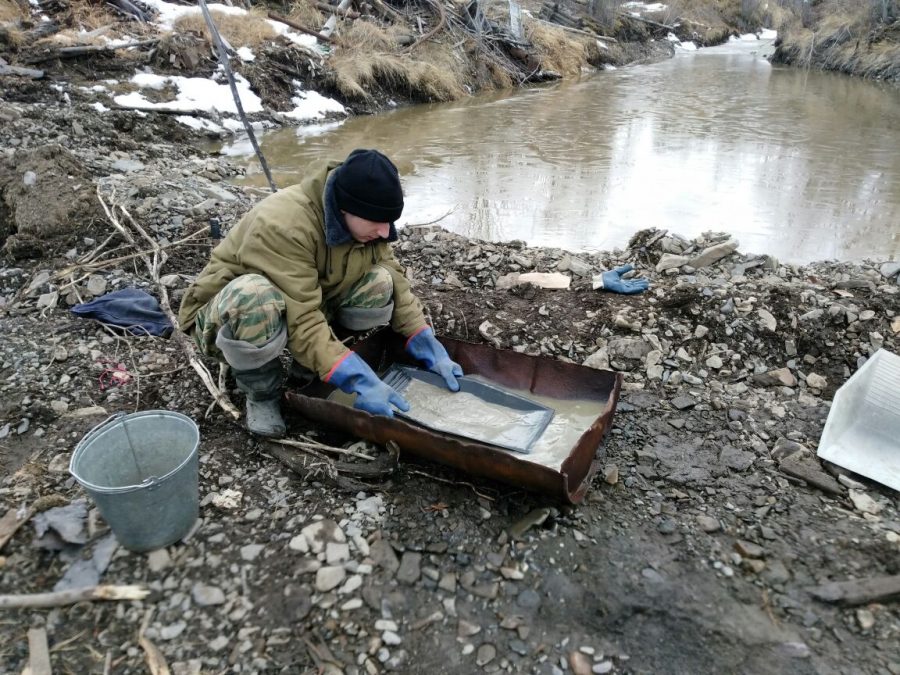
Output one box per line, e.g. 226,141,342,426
197,0,278,193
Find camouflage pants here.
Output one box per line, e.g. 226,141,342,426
193,268,394,359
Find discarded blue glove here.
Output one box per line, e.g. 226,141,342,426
326,352,410,417
71,288,173,336
406,327,463,391
595,264,650,295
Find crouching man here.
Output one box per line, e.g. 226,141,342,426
177,148,463,437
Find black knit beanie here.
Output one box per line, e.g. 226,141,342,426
333,149,404,223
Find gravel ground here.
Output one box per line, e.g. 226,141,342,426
2,60,900,675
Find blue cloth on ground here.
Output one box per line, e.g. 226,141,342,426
71,288,173,337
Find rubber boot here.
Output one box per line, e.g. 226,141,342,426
216,325,288,439
233,359,286,438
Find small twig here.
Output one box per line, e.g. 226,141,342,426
404,205,457,228
270,437,375,461
0,585,150,609
406,468,495,501
138,608,171,675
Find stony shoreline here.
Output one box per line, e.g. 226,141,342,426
2,86,900,674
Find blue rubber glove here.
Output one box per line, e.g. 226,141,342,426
406,327,463,392
326,352,410,417
596,264,650,295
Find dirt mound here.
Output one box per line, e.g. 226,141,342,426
0,144,102,259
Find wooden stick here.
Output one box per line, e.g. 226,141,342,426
530,17,617,41
0,585,149,609
0,507,28,552
268,12,341,45
405,0,446,51
138,609,171,675
270,437,375,461
96,189,241,420
28,627,52,675
25,40,159,64
320,0,354,38
0,63,45,78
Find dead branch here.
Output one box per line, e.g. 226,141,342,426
406,0,447,51
0,585,150,609
25,40,159,64
139,608,172,675
0,60,45,78
530,16,617,41
270,436,376,461
96,187,241,420
268,12,341,45
315,1,359,19
320,0,354,38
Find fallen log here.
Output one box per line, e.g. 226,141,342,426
25,39,159,64
531,17,617,42
809,575,900,606
0,584,150,609
0,58,45,79
619,10,674,31
267,12,341,45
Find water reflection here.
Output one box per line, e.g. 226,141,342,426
222,38,900,263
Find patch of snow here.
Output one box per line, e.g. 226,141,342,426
80,85,109,93
237,46,255,62
221,118,271,132
666,32,680,42
139,0,246,29
623,1,667,11
219,138,255,156
759,28,777,39
115,72,264,114
92,102,109,113
674,41,697,51
267,20,318,48
282,83,346,121
176,115,224,133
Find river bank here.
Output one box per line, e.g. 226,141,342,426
1,83,900,672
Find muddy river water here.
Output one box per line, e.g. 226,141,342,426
225,36,900,263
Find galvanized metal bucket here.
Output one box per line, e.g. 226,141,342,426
69,410,200,552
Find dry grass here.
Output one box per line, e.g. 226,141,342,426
328,22,466,102
0,0,23,23
70,0,120,32
525,20,592,77
174,8,276,47
288,0,324,31
774,0,900,80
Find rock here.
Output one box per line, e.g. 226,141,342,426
160,622,187,640
569,651,593,675
805,373,827,390
734,540,764,559
289,534,309,553
396,552,422,584
475,643,496,666
671,395,697,410
656,253,690,272
301,520,345,554
880,261,900,279
147,548,172,572
690,238,739,268
240,544,264,561
603,465,618,485
457,619,481,637
86,275,108,296
721,446,754,471
848,490,883,515
192,583,226,606
326,542,350,564
495,273,521,290
607,337,652,360
593,662,613,674
382,630,402,645
583,347,610,370
315,566,346,592
757,308,777,331
696,515,720,532
705,355,723,369
857,608,876,630
558,255,593,276
369,539,400,574
754,367,797,387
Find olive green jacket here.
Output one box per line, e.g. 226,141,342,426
178,159,427,378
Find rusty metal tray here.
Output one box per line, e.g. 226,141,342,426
284,329,622,504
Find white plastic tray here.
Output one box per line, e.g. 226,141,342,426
817,349,900,492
